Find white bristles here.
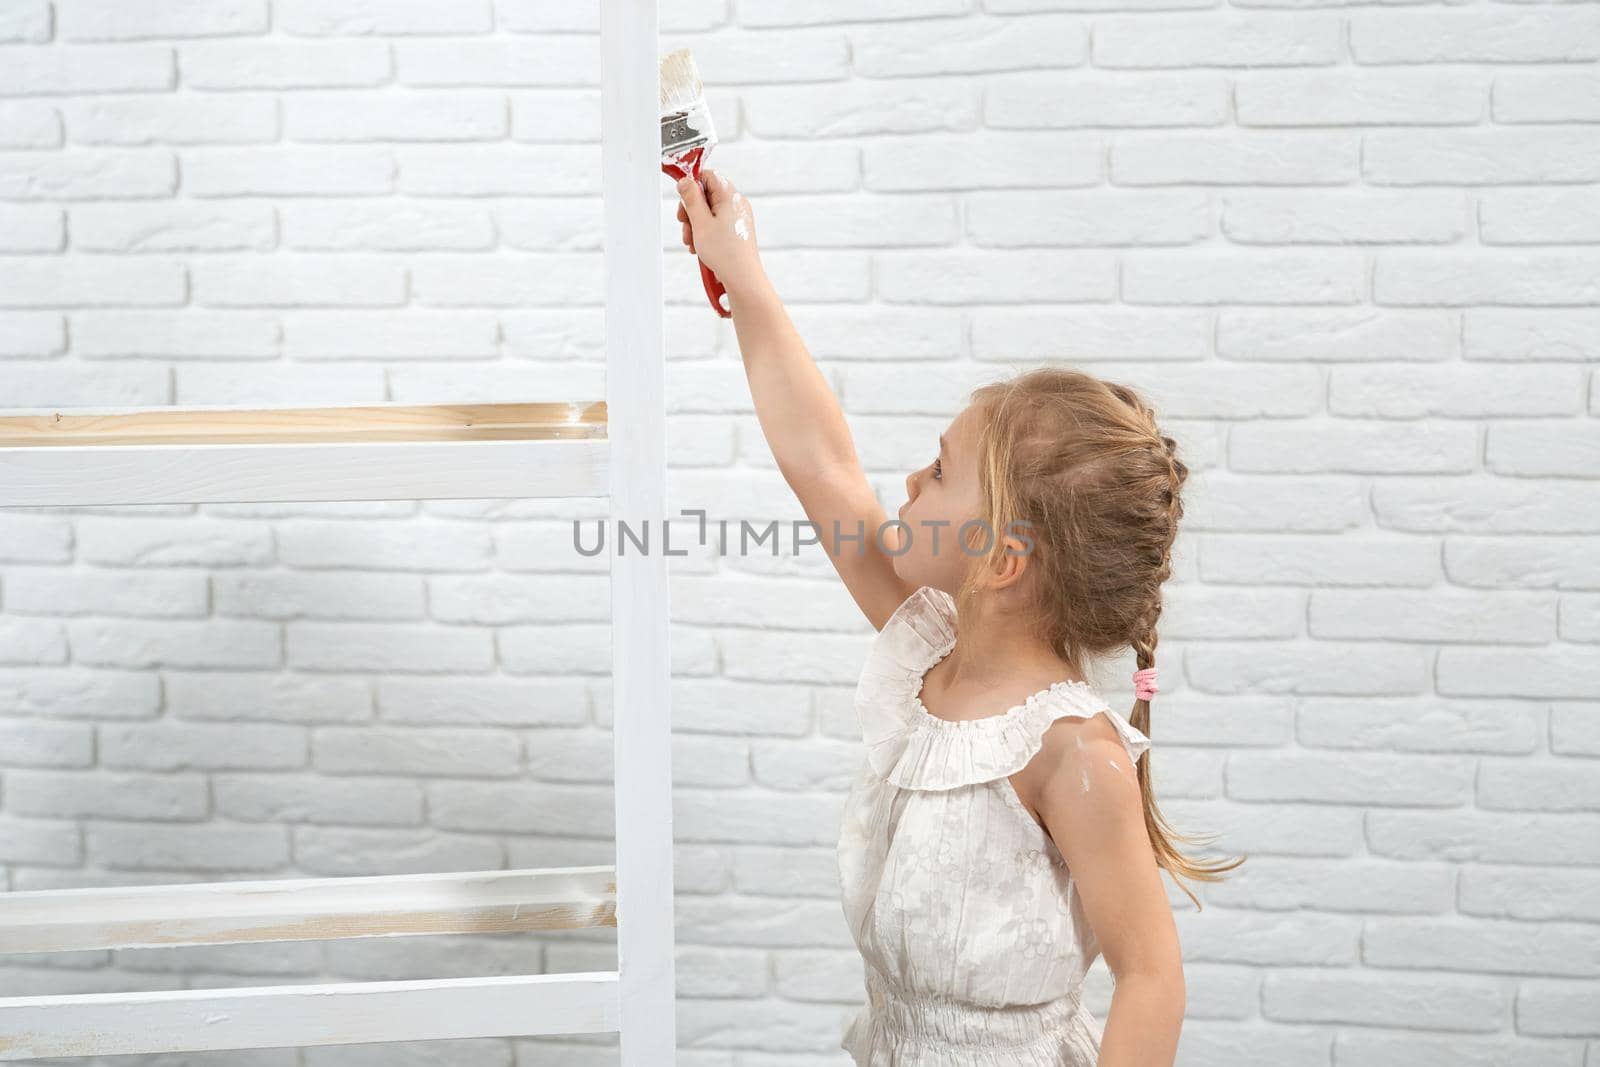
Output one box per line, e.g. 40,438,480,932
659,47,717,161
659,48,703,112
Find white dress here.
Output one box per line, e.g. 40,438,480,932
836,585,1153,1066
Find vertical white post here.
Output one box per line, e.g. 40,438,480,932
601,0,674,1064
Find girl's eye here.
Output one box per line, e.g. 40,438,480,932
931,458,942,481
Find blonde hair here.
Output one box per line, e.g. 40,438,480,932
952,366,1245,910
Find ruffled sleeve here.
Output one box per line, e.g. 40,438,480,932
854,586,959,782
853,585,1152,791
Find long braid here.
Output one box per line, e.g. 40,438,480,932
969,368,1246,909
1107,386,1236,910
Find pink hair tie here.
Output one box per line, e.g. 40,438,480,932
1132,667,1159,702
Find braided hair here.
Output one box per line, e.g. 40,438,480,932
955,367,1245,909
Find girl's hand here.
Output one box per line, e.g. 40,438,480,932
675,167,765,298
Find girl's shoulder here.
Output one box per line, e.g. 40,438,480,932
877,583,957,648
854,585,1150,790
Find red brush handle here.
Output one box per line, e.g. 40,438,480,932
663,149,732,319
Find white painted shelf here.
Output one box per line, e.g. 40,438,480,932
0,401,610,505
0,0,675,1059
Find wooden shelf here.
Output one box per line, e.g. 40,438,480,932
0,972,621,1059
0,0,674,1056
0,400,607,447
0,401,610,506
0,865,617,954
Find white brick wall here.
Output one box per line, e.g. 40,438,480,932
0,0,1596,1064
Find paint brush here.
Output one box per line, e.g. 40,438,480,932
659,47,731,318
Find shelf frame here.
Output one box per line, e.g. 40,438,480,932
0,0,674,1059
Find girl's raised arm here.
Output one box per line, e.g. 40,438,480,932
676,171,913,630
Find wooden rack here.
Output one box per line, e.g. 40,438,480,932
0,0,674,1060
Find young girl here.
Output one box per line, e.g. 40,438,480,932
675,171,1243,1066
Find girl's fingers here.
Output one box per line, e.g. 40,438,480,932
677,175,711,226
700,168,732,214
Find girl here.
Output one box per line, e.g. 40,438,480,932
675,171,1243,1066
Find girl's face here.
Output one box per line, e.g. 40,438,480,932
893,404,987,589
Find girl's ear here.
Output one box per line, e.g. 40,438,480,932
987,546,1029,593
1003,520,1036,559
